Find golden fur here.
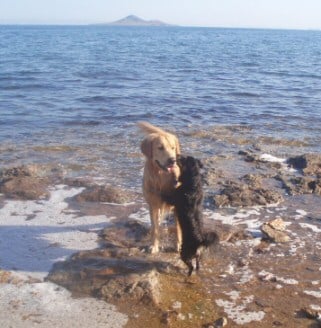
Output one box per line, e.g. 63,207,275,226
138,121,182,254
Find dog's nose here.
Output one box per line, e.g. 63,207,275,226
168,157,176,166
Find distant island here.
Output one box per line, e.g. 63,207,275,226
101,15,172,27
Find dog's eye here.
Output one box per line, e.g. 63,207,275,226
158,145,164,151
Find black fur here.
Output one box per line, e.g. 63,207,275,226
163,155,219,276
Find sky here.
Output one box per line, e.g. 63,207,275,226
1,0,321,30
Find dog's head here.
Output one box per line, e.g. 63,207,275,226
178,155,203,177
141,132,180,173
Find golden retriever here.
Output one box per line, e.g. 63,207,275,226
138,121,181,254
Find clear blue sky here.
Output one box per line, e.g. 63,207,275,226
1,0,321,30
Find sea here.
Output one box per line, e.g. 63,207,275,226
1,25,321,189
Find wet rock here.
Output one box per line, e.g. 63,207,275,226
203,317,228,328
287,154,321,175
238,150,256,162
46,219,176,306
74,185,137,204
212,178,283,208
214,317,228,328
261,219,290,243
278,175,321,196
0,166,50,200
100,220,149,249
47,248,164,304
298,307,321,320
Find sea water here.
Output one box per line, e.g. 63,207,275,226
1,25,321,188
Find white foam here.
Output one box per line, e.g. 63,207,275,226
299,223,321,233
294,209,308,220
310,304,321,311
304,289,321,298
260,154,286,163
258,270,298,285
128,207,150,225
216,293,265,324
0,185,114,279
206,208,263,238
259,154,298,173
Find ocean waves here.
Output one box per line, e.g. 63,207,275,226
0,25,321,183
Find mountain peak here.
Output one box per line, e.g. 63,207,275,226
107,15,171,26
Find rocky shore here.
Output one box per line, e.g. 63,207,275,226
1,151,321,327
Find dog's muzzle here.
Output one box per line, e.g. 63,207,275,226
156,157,177,173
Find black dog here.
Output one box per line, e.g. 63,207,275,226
163,155,219,276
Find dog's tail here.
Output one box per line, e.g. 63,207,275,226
202,231,219,248
137,121,169,136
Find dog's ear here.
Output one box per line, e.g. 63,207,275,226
141,136,153,159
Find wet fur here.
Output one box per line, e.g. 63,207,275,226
163,155,219,276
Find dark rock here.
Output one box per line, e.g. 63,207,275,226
214,317,228,328
287,154,321,176
238,150,256,162
297,307,321,321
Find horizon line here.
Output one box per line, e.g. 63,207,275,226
0,22,320,32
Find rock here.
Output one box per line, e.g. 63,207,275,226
261,219,290,243
203,317,228,328
213,316,228,328
213,179,283,208
75,185,137,204
101,220,149,248
0,166,50,200
238,150,256,162
287,154,321,175
277,175,321,196
47,248,162,304
267,218,286,231
298,307,321,321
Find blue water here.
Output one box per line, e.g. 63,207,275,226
1,25,321,186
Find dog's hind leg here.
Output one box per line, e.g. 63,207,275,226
195,254,200,272
175,218,182,252
186,260,194,276
182,251,194,276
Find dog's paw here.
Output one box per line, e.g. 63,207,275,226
149,244,159,254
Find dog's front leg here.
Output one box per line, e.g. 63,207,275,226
150,208,161,254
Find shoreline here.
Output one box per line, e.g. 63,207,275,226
0,148,321,327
